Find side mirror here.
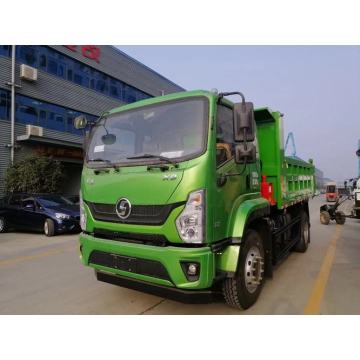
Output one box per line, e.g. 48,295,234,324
233,102,255,142
74,115,88,130
101,133,117,145
235,143,256,164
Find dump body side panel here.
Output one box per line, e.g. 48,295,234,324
256,108,315,209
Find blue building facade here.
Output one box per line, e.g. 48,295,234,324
0,45,184,195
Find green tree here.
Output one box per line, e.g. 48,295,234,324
5,156,65,193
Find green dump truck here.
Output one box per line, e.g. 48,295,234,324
75,90,315,310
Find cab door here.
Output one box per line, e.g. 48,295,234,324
6,194,23,228
19,198,44,231
212,103,252,242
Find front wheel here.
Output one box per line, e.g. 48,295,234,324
222,229,265,310
44,218,55,237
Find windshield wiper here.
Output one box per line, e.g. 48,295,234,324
88,158,120,171
126,153,179,167
88,158,112,163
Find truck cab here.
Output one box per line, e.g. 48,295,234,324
325,182,338,202
76,90,314,309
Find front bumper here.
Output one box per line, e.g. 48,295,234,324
95,271,222,303
56,219,80,233
80,232,216,290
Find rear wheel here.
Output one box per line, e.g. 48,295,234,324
0,216,8,233
223,229,265,310
44,219,55,237
320,211,330,225
294,212,310,252
335,211,346,225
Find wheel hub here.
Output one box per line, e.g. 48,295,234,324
0,218,4,231
244,246,264,293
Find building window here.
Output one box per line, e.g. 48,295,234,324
39,110,47,127
18,46,38,67
67,69,73,81
0,89,10,120
39,54,47,70
17,104,38,125
13,92,97,135
47,56,58,75
12,45,152,104
48,112,65,132
0,45,11,57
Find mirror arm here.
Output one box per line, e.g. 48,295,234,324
218,91,246,104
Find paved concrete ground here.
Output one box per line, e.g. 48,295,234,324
0,195,359,314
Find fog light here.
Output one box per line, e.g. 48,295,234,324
188,263,198,276
180,261,200,282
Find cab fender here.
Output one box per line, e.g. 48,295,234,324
216,197,270,274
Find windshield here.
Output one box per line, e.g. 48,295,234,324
326,185,336,193
86,97,208,166
37,195,73,207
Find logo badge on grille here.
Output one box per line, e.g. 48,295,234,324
115,198,132,219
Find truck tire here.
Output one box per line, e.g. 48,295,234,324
294,212,310,253
222,229,265,310
335,211,346,225
44,219,55,237
320,211,330,225
0,216,8,233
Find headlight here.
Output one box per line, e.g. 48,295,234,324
79,192,87,231
176,189,205,243
55,212,70,220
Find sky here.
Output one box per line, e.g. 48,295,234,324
118,46,360,182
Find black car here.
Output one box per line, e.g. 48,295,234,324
0,193,80,236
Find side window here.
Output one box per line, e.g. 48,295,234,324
22,198,35,209
216,104,235,167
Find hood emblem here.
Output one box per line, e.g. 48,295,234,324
115,198,132,219
163,174,177,181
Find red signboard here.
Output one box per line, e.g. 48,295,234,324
64,45,100,63
35,144,83,160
